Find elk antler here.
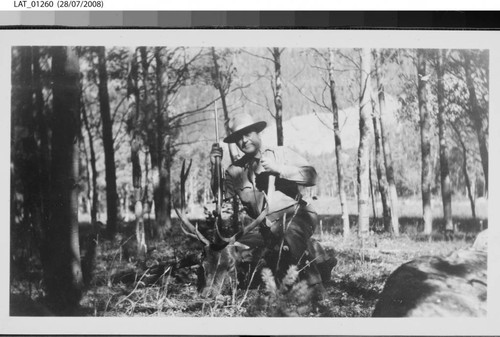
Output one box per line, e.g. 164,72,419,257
174,159,210,246
174,207,211,246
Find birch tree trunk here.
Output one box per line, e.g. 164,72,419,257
436,49,454,233
131,138,147,257
211,47,239,161
130,48,147,256
81,100,98,225
357,49,374,239
372,98,391,233
374,50,399,236
417,49,433,235
152,47,173,240
461,141,476,220
462,51,488,195
452,124,476,219
160,130,172,237
271,47,284,146
327,48,350,238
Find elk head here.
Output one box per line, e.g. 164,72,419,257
175,159,268,298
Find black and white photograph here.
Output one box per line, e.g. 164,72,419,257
2,29,498,335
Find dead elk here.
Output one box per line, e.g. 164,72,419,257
372,232,487,317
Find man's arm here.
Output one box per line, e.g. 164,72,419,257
261,147,317,186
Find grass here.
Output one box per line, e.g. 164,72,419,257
11,196,487,317
309,231,471,317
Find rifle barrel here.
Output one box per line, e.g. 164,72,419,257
214,99,220,142
213,98,223,215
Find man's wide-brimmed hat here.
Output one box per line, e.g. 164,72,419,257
223,113,267,143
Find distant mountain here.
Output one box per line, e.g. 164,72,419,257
260,95,400,156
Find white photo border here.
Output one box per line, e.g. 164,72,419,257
0,28,498,335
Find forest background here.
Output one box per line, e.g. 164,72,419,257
12,46,488,222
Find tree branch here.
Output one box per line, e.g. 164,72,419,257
240,48,275,63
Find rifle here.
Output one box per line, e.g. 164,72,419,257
212,99,224,220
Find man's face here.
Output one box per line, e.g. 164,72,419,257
236,130,261,156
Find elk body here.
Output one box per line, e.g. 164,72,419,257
372,230,487,317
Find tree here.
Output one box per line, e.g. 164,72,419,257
13,47,38,236
462,50,489,195
211,48,234,145
149,47,206,239
357,49,374,238
43,46,84,311
104,46,137,222
126,47,148,256
327,48,351,238
451,122,476,219
291,48,356,237
417,49,433,235
11,46,49,278
152,46,171,240
80,97,99,226
271,47,285,146
95,46,119,237
371,101,391,232
373,49,399,236
240,47,286,146
436,49,453,233
441,49,487,205
32,47,51,240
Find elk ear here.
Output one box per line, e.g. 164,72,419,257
233,242,250,250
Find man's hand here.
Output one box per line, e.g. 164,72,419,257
210,143,223,165
260,157,281,175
